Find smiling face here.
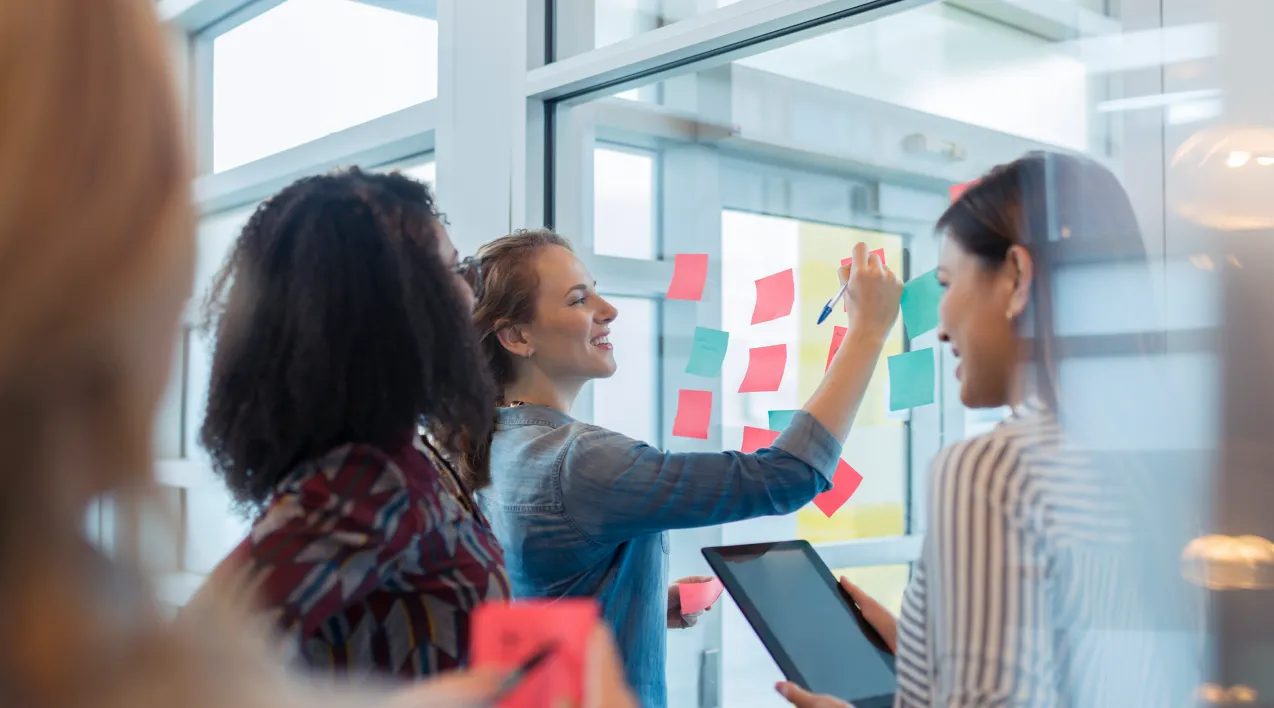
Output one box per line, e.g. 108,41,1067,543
936,235,1023,409
516,244,619,382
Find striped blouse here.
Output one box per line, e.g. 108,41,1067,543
894,403,1167,707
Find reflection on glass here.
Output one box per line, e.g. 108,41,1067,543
829,564,910,616
212,0,438,172
733,4,1091,151
1181,534,1274,590
721,211,906,544
1194,683,1258,705
592,296,659,443
594,147,656,259
397,160,436,187
1171,125,1274,230
555,0,785,60
550,3,1197,702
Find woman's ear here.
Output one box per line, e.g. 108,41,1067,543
1004,244,1034,320
495,323,533,359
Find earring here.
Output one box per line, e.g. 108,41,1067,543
524,350,534,359
1005,309,1015,321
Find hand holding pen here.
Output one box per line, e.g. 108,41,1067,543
816,242,901,338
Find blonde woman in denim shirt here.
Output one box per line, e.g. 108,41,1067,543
470,232,902,707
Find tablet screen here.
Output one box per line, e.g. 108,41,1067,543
706,543,895,703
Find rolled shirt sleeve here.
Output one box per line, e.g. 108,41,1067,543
560,410,841,544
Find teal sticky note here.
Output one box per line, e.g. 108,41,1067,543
768,409,799,431
685,327,730,377
900,268,942,338
888,348,936,411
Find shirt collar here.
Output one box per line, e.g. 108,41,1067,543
496,403,576,428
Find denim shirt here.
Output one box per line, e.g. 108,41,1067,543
477,406,841,708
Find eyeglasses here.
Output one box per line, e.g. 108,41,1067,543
454,256,482,294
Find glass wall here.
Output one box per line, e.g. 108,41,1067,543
210,0,438,172
142,0,1226,701
553,0,787,61
549,0,1210,703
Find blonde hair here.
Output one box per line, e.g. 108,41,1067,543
0,1,240,705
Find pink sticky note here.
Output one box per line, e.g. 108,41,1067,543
950,180,977,203
825,326,848,372
672,389,712,439
666,254,709,301
471,599,599,708
740,426,781,454
751,269,795,324
840,249,886,270
678,579,725,615
739,344,787,393
812,459,864,518
840,250,886,311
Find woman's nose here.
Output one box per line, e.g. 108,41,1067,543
937,326,950,343
598,298,618,323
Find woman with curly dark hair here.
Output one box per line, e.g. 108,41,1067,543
197,167,510,682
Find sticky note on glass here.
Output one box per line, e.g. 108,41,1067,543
739,344,786,393
679,578,724,614
900,268,942,338
825,325,848,371
751,269,795,324
768,409,799,432
471,599,599,708
685,327,729,378
887,348,935,411
841,250,887,311
812,459,864,518
840,249,886,269
666,253,709,301
950,180,977,202
672,389,712,439
741,426,781,454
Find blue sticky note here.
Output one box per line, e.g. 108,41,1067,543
685,327,730,378
888,348,936,411
768,409,799,431
900,269,942,338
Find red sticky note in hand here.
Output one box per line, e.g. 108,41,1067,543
471,599,599,708
678,579,725,614
751,269,795,324
672,389,712,439
812,459,863,518
739,344,787,393
740,426,781,454
825,326,848,371
840,250,886,311
666,254,709,301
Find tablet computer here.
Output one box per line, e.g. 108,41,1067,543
702,541,896,708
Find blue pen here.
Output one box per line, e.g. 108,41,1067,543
815,280,851,325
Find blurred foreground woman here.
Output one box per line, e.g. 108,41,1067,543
0,2,634,707
777,152,1198,708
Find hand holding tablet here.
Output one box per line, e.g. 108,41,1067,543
702,541,897,708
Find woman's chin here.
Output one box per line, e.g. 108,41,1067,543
594,355,618,379
960,382,1008,410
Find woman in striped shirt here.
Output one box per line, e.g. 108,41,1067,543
778,152,1170,707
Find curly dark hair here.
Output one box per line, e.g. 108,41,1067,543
199,167,497,510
